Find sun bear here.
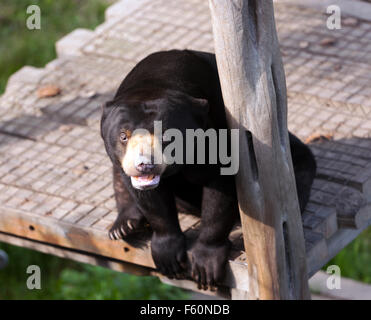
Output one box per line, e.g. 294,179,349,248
100,50,316,289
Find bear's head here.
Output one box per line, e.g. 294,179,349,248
101,89,208,190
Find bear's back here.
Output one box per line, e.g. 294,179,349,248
115,50,221,102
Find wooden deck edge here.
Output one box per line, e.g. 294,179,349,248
1,204,368,295
305,232,328,278
308,220,371,279
327,222,371,263
0,205,155,268
0,230,249,299
0,231,152,276
306,202,371,277
355,204,371,229
337,203,371,229
0,205,252,293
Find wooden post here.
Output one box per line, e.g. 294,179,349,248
209,0,310,299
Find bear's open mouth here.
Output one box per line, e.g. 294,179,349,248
131,175,160,190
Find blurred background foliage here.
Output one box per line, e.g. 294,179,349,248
325,228,371,284
0,0,109,94
0,0,370,300
0,242,188,299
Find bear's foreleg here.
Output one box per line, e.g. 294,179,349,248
109,165,148,240
133,183,187,279
190,177,239,290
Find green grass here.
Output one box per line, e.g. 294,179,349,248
0,242,189,299
0,0,109,94
324,228,371,284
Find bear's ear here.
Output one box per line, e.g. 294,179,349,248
189,96,209,114
187,96,209,127
101,100,115,111
101,101,116,125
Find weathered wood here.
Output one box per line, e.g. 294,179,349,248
307,220,371,278
326,223,371,264
0,231,152,276
209,0,310,299
311,143,371,198
159,276,232,299
0,206,155,267
0,231,234,300
310,180,369,229
0,205,252,292
336,198,370,229
303,229,328,278
304,202,338,238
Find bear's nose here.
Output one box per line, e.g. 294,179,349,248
134,155,154,173
136,162,155,173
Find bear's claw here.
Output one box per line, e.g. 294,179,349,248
108,209,149,240
190,240,230,290
127,220,134,230
151,232,187,280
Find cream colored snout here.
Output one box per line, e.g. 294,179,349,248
121,129,165,178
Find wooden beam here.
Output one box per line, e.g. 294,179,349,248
0,206,154,268
0,206,252,293
0,231,152,276
209,0,310,299
0,229,238,299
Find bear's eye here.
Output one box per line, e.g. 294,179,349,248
119,132,128,143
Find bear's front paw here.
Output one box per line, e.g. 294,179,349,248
151,232,187,279
108,206,149,240
190,240,231,290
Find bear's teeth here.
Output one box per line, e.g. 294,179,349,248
133,175,154,181
131,175,160,190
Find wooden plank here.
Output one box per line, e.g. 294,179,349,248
0,231,152,276
0,206,154,268
159,276,231,300
326,222,371,264
310,180,369,230
304,202,338,239
336,190,369,229
356,165,371,201
76,207,111,227
311,143,371,195
311,145,371,168
0,205,253,292
304,228,328,278
178,213,200,232
0,200,362,295
0,219,330,297
353,204,371,230
307,220,371,278
311,140,371,162
209,0,310,299
302,213,326,236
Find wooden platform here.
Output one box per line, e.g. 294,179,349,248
0,105,370,298
0,0,370,298
0,60,370,298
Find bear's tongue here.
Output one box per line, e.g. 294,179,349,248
131,175,160,190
